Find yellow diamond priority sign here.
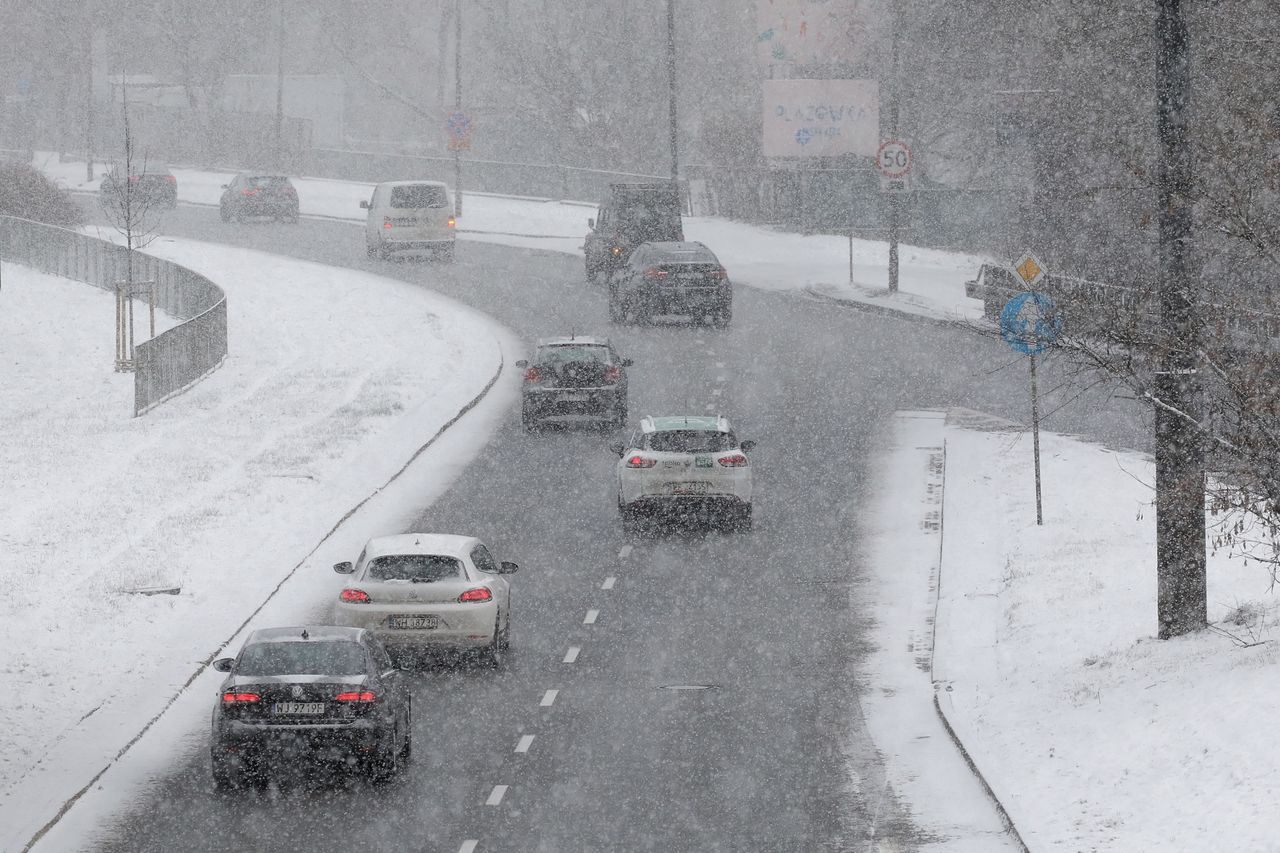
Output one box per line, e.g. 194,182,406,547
1014,252,1046,287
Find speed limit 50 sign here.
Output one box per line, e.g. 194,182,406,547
876,139,913,193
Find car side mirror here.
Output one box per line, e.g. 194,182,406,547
360,200,370,209
515,359,528,368
608,442,626,456
499,560,519,574
740,440,757,452
588,217,595,229
220,183,228,189
333,561,355,574
212,658,234,673
620,358,633,367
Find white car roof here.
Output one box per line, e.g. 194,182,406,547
640,414,732,434
536,336,610,348
374,180,449,189
361,533,479,561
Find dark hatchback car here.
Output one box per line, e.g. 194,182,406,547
517,336,632,431
609,241,732,327
99,162,177,209
209,626,410,789
219,173,300,222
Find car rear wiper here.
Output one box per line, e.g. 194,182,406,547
410,577,436,583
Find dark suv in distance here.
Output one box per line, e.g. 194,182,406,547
209,626,411,789
584,182,683,284
609,241,732,327
220,173,300,222
99,162,177,209
517,336,632,431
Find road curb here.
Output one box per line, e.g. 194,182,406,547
19,349,507,853
927,426,1033,853
800,285,981,332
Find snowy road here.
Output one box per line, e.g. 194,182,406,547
56,206,1151,852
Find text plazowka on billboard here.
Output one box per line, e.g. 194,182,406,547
762,79,880,159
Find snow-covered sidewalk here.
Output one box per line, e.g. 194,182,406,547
0,245,520,851
928,410,1280,851
35,151,989,324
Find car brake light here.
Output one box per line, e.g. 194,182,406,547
718,453,749,467
523,367,542,382
340,588,371,603
447,216,456,228
383,221,393,229
458,587,493,603
643,267,669,280
127,175,140,183
165,175,176,183
334,690,377,702
221,692,260,704
602,365,621,383
709,268,727,280
626,455,657,468
241,188,259,196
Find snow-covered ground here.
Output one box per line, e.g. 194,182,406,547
928,409,1280,851
34,151,988,323
0,249,522,851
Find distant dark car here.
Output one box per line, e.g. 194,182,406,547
209,626,411,789
584,182,683,284
516,336,632,431
99,162,177,209
220,173,299,223
609,241,732,327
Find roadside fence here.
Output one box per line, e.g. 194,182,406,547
0,215,227,416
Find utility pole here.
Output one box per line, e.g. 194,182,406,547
1153,0,1205,639
665,0,679,184
886,0,901,293
85,31,95,183
274,0,286,170
453,0,464,218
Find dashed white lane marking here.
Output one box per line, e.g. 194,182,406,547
584,609,599,625
715,361,726,369
458,841,479,853
705,349,716,356
515,735,535,753
711,388,722,396
695,338,706,345
485,785,508,806
602,576,617,590
618,544,633,559
704,404,716,411
540,689,559,707
716,375,727,382
563,646,581,663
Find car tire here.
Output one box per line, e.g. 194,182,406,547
522,404,540,432
437,244,456,264
369,725,402,783
365,241,377,259
211,755,236,792
585,262,598,285
712,303,732,328
609,290,626,324
219,205,230,223
400,702,413,761
479,615,504,669
620,501,641,535
612,399,628,430
734,504,754,532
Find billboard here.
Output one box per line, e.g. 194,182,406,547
755,0,877,66
762,79,879,158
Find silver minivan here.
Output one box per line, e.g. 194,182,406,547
362,180,456,262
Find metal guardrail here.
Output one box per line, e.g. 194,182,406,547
0,216,227,415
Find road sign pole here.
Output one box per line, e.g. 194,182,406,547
1030,351,1043,526
888,198,900,293
453,0,463,218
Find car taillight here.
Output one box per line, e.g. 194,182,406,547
221,692,260,705
626,455,657,468
340,588,371,603
708,268,728,280
127,175,140,183
241,188,259,196
164,175,176,183
718,453,749,467
602,365,621,383
458,587,493,603
334,690,377,702
523,367,542,383
447,216,456,228
643,267,669,280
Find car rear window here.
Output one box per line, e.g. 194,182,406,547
656,248,716,264
237,641,367,676
390,185,448,209
366,554,465,582
537,345,609,364
247,175,290,188
646,430,736,453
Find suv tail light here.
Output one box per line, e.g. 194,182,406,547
523,367,542,383
709,268,728,280
334,690,377,702
717,453,749,468
447,216,456,228
164,175,176,183
127,175,140,184
602,365,621,383
221,692,260,705
643,267,669,280
626,455,657,468
340,588,371,603
241,188,259,197
458,587,493,603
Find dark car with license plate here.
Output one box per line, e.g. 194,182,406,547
219,173,300,222
99,161,177,209
209,626,410,789
517,336,632,431
609,241,732,327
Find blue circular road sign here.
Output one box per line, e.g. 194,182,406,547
1000,291,1062,355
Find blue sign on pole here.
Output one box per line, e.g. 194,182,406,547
1000,291,1062,355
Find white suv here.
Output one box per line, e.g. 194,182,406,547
610,415,756,531
361,180,456,262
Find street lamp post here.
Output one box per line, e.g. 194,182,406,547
274,0,285,170
665,0,679,185
453,0,464,217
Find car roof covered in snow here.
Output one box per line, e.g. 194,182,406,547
641,415,731,433
536,335,610,348
245,625,366,645
360,533,480,561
